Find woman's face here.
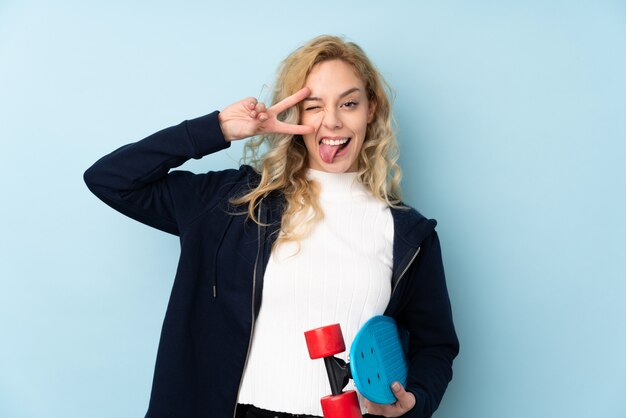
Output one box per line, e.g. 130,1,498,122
300,59,376,173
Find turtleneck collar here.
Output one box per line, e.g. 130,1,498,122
306,168,368,198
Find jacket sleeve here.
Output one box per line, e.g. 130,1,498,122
398,232,459,418
83,111,241,236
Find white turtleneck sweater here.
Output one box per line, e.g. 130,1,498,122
237,169,394,416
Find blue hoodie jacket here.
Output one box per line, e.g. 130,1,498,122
84,111,459,418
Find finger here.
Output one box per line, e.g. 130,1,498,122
251,102,267,119
363,383,416,417
363,399,382,415
364,399,396,417
391,382,416,410
269,87,311,115
365,404,404,417
247,97,258,110
270,120,315,136
255,102,267,113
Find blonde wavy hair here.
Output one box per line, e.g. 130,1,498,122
232,35,403,248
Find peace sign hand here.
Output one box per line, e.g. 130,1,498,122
218,87,314,142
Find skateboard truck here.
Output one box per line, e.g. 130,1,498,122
304,323,361,418
322,351,351,396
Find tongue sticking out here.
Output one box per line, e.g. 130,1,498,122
319,142,342,164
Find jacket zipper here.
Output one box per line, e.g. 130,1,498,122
233,202,263,418
390,246,421,299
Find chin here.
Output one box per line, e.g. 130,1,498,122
315,160,357,173
325,166,351,173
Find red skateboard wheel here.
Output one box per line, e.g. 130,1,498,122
320,390,361,418
304,324,345,359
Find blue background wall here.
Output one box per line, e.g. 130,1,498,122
1,1,625,417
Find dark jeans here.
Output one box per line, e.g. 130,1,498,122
236,404,382,418
236,404,320,418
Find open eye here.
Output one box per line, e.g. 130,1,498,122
342,100,358,109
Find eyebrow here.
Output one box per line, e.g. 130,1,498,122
304,87,361,101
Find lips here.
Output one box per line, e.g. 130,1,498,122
318,136,351,164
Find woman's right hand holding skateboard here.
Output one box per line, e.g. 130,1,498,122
364,382,416,417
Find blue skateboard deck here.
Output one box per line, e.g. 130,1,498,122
349,315,408,404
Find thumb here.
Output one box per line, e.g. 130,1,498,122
391,382,416,409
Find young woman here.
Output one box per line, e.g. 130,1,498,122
84,35,459,418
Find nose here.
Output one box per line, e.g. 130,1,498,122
321,108,342,130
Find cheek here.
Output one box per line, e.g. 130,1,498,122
301,111,323,129
301,131,318,152
350,112,370,136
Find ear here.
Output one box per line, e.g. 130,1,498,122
367,98,377,123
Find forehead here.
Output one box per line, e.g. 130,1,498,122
305,59,366,95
